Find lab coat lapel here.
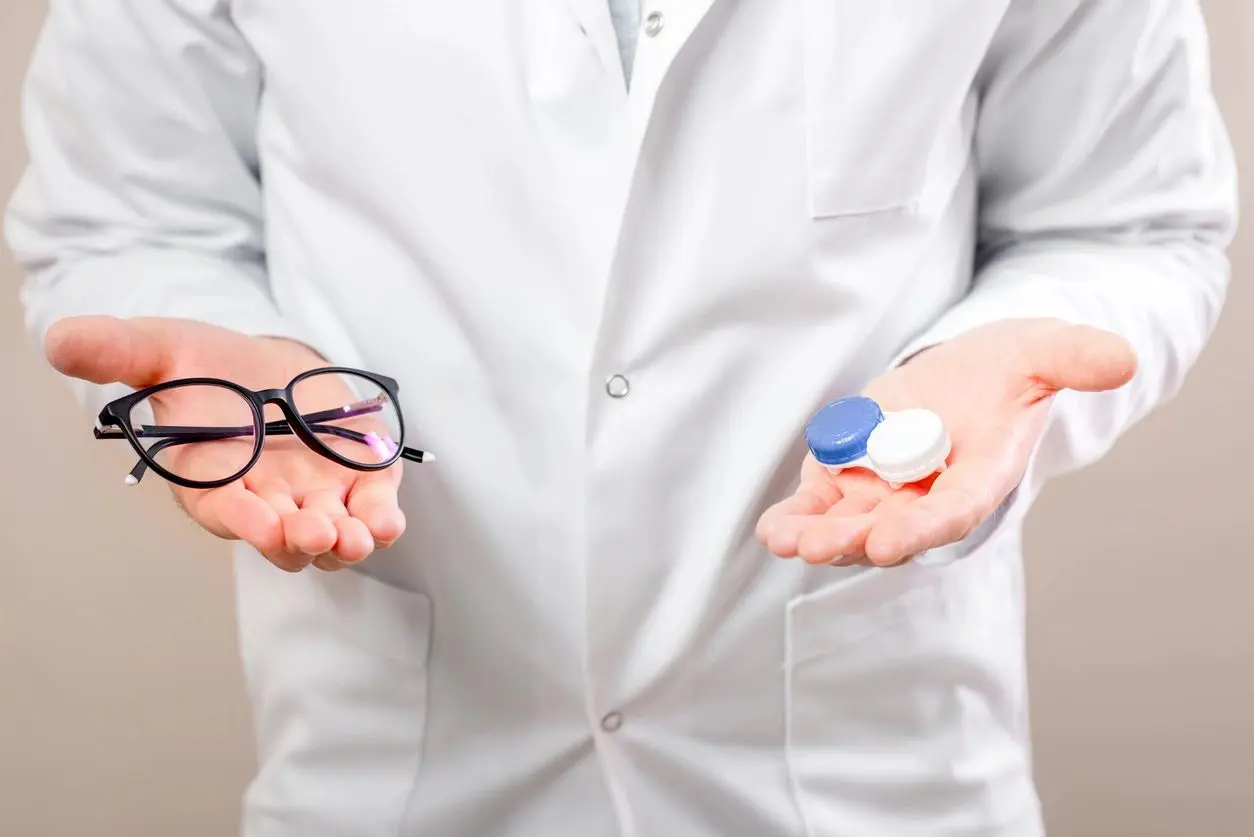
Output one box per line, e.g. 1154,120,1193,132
563,0,723,101
574,0,725,395
626,0,719,139
562,0,627,88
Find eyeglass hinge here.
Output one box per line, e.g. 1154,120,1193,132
94,422,125,439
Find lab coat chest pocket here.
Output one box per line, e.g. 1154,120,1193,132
784,551,1040,836
802,0,1008,219
236,558,434,837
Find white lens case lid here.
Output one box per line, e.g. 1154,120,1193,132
865,408,951,488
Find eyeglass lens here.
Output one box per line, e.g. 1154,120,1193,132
128,383,259,484
289,371,403,466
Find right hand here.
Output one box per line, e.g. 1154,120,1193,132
46,315,408,572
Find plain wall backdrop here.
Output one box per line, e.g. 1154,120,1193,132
1,2,1250,835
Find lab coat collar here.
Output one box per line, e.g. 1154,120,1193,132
563,0,628,89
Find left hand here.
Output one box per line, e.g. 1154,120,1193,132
45,315,408,573
756,318,1138,567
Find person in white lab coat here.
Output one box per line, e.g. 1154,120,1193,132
5,1,1238,835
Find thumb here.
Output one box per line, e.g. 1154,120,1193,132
44,315,178,389
1025,323,1139,394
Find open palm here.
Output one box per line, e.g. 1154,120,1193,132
757,319,1138,567
48,315,407,572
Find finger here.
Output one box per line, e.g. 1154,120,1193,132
282,509,339,557
299,488,379,564
779,469,893,562
44,315,177,389
235,478,320,571
331,516,375,565
313,555,350,572
346,471,406,547
258,490,299,517
792,491,888,565
757,485,840,546
763,493,843,558
824,487,893,519
300,488,350,520
797,482,923,565
245,474,305,525
1026,323,1138,394
865,487,982,565
865,466,997,566
264,547,316,573
183,485,284,554
287,484,353,569
186,486,313,573
796,512,876,565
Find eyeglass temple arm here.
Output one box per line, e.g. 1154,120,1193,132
122,424,430,485
99,400,386,440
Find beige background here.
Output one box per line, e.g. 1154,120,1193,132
1,2,1250,835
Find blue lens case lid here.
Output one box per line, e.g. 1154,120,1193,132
805,396,885,467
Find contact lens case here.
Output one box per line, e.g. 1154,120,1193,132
804,396,950,489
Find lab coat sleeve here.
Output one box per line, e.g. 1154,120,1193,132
891,0,1239,481
3,1,331,411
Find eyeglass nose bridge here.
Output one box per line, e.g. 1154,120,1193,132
255,389,303,425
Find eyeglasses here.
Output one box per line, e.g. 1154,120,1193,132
93,367,434,489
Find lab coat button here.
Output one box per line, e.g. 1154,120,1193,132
644,11,665,37
605,374,631,398
600,711,624,733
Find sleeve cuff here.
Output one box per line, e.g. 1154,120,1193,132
21,248,331,357
19,249,334,413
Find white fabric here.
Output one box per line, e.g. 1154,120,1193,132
6,1,1237,835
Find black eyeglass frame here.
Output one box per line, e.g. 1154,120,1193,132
93,367,425,490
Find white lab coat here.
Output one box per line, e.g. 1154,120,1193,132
6,1,1238,835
